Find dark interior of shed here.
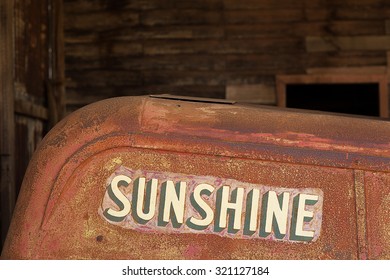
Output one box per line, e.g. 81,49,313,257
286,83,380,117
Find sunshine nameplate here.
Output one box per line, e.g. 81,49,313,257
99,166,323,243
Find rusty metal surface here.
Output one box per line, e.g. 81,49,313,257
1,95,390,259
365,171,390,259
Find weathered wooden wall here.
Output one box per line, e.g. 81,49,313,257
13,0,50,207
0,0,50,248
1,0,64,249
0,0,16,248
63,0,390,112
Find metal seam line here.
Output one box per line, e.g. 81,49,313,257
354,169,368,259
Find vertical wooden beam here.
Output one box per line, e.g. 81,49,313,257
47,0,66,128
55,0,66,122
275,76,287,107
0,0,15,247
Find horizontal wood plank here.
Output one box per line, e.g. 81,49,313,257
306,66,387,75
143,70,227,86
65,42,143,57
64,0,223,14
225,54,306,73
143,38,304,55
65,12,139,31
307,51,386,67
223,0,302,9
65,54,227,71
66,70,143,87
306,36,390,52
224,0,388,9
65,26,225,43
141,10,223,26
224,9,304,24
226,84,276,104
14,99,48,120
64,0,174,13
227,21,384,38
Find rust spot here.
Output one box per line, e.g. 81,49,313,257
96,235,104,242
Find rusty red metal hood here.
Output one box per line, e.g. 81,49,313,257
2,95,390,259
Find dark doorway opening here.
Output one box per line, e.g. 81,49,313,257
286,83,380,117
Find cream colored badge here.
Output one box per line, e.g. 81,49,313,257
99,166,323,243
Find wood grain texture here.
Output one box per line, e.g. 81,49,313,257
0,0,15,248
64,0,390,113
306,36,390,52
1,0,53,250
